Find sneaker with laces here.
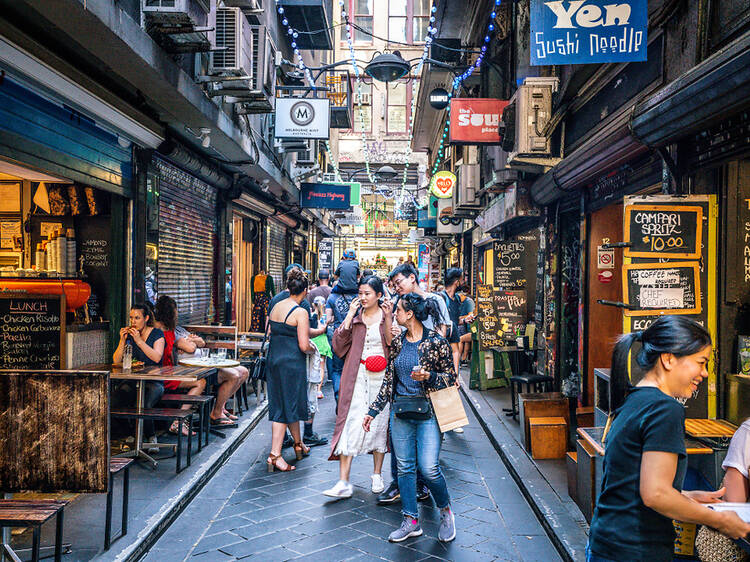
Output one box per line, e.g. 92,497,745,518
438,506,456,542
322,480,353,498
371,473,385,494
388,516,423,542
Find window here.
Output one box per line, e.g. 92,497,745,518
352,82,372,133
389,0,431,44
387,82,408,133
341,0,373,44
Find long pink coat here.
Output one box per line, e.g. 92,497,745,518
328,312,391,460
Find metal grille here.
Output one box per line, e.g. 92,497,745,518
214,8,237,69
268,219,287,292
155,158,217,325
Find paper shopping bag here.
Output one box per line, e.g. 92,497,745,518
428,385,469,432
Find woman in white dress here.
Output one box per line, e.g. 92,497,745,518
324,275,393,498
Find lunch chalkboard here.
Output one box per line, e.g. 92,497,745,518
476,285,528,349
493,290,528,340
0,294,65,369
624,204,702,259
76,215,110,319
493,232,539,290
622,262,701,316
476,285,503,350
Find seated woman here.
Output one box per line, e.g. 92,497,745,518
112,303,165,447
154,295,205,437
721,419,750,502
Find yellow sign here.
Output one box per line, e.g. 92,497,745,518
430,171,456,199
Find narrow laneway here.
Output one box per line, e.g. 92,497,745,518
145,381,562,562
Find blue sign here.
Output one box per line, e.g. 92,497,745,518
530,1,647,66
299,183,351,209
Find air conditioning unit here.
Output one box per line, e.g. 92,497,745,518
455,163,482,211
142,0,209,28
353,92,371,105
507,77,560,169
222,0,263,12
211,7,253,75
296,141,317,167
250,25,276,97
275,139,308,153
483,146,519,191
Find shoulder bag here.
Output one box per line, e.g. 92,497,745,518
393,395,431,420
251,325,271,382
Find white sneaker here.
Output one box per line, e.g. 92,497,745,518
371,473,385,494
323,480,353,498
453,427,464,434
145,435,159,454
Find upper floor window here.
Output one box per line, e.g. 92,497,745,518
352,82,373,133
389,0,431,44
341,0,374,44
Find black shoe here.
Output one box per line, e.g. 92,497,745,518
303,433,329,447
377,482,401,504
417,485,431,502
282,434,294,449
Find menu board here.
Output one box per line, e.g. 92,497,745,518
476,285,503,350
624,204,702,259
0,294,64,369
623,262,700,316
76,215,110,319
493,232,539,290
476,285,527,349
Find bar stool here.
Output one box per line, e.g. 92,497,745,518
504,373,554,421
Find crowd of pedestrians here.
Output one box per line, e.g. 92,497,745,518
261,251,464,543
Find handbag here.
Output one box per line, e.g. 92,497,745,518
695,524,748,561
393,395,431,420
428,375,469,432
362,355,387,373
251,326,270,382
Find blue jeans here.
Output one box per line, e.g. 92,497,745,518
330,352,344,404
390,409,451,518
585,544,618,562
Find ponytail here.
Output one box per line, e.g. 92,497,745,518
609,331,641,413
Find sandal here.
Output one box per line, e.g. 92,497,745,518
222,410,238,421
169,420,196,437
294,442,310,461
210,416,235,426
267,453,295,473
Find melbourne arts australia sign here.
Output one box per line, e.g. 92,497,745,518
530,1,647,65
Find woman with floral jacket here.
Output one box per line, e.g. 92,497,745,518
363,293,457,545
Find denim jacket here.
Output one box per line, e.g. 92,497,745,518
367,329,456,418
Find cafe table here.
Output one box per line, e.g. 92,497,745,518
79,363,216,467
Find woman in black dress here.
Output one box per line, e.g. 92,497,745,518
266,269,315,472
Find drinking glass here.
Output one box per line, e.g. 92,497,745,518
216,348,227,360
200,348,210,359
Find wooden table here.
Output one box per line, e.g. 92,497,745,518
79,364,216,467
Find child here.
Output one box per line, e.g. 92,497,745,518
312,296,333,398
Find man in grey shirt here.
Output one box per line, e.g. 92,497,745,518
389,263,451,336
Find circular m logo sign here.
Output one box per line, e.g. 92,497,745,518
290,101,315,126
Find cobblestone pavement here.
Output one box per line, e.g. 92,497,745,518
145,383,562,561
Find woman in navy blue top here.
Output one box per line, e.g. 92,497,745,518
587,316,750,561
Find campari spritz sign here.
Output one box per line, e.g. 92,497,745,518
530,1,647,65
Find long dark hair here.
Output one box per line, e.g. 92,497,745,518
154,295,178,331
399,293,440,329
131,303,154,327
609,316,711,413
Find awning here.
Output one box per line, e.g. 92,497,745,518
631,30,750,147
278,0,333,50
474,234,495,248
531,104,648,205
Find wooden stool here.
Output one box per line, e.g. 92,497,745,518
529,416,567,459
0,499,67,562
105,458,134,550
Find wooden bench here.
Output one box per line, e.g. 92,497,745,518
184,325,247,415
160,393,213,451
0,499,67,562
111,408,193,473
105,458,134,550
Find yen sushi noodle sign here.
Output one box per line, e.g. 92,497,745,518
530,0,648,65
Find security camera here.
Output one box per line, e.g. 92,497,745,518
199,128,211,148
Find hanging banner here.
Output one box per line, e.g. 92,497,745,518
449,99,508,144
275,98,331,139
530,0,648,66
299,183,351,209
430,171,456,199
418,243,430,285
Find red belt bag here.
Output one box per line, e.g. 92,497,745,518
361,355,387,372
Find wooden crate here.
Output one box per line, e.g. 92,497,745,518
576,438,598,523
566,452,578,503
529,416,567,459
519,392,568,452
576,406,594,428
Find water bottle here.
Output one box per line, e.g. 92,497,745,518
123,342,133,371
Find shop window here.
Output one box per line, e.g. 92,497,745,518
341,0,373,44
388,0,430,44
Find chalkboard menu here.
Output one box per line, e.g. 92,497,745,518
623,263,700,316
476,285,503,350
493,232,539,291
624,204,702,259
0,294,65,369
75,215,110,319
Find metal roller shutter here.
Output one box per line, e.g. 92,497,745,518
268,219,287,292
156,157,217,325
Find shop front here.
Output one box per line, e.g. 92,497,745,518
0,47,161,367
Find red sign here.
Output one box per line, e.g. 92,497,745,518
598,271,614,284
449,98,509,145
